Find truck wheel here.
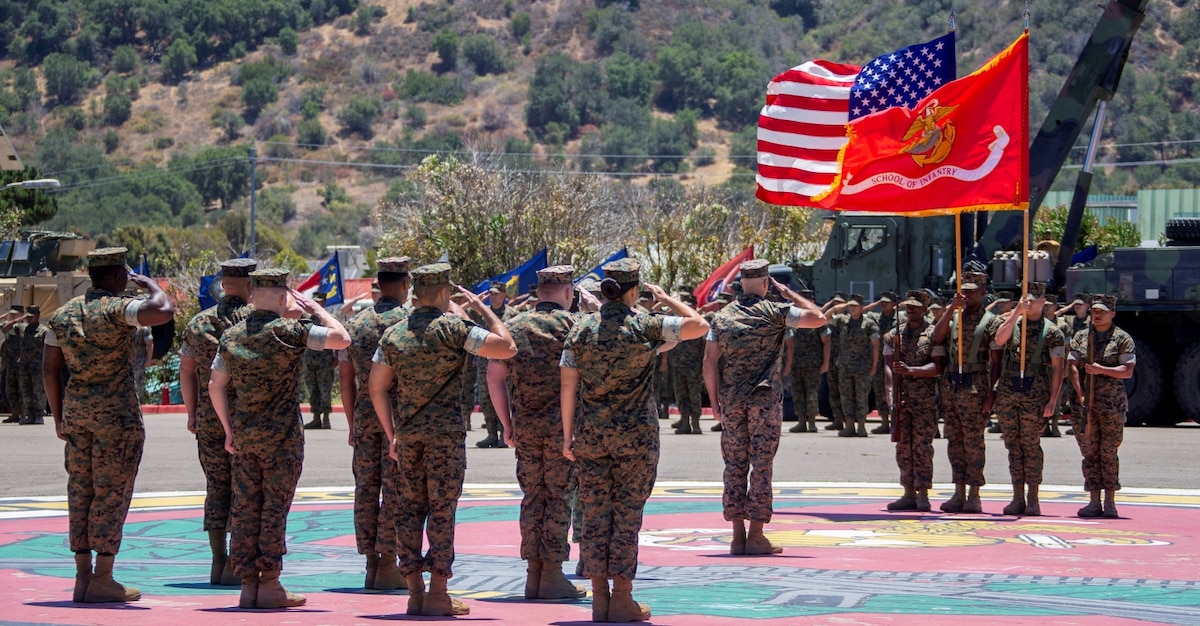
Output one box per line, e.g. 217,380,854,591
1173,342,1200,424
1124,342,1164,426
1165,218,1200,242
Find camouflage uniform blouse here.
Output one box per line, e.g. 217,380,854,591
341,296,409,437
708,295,807,405
882,321,946,393
946,307,997,372
374,306,489,435
561,301,683,428
790,326,829,371
504,301,577,434
989,316,1066,393
214,310,329,455
45,288,145,431
18,322,47,367
831,314,880,374
1069,326,1136,416
180,296,252,435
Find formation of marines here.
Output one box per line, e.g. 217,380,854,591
42,249,1138,622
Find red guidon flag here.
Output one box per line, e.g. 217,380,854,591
814,33,1029,215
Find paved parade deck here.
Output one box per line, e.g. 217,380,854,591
2,483,1199,625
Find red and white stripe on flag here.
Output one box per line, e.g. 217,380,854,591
756,60,861,207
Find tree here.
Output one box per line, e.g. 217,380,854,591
510,12,531,39
462,34,507,75
297,118,328,147
172,146,252,211
432,28,459,73
605,52,654,106
41,53,91,104
0,167,59,237
162,38,197,83
337,96,382,137
112,45,140,74
103,93,132,126
278,27,299,56
241,78,279,116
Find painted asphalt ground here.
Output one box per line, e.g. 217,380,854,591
3,483,1200,625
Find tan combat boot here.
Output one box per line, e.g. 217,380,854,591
84,554,140,603
405,572,426,615
255,570,305,608
364,552,380,589
238,571,259,609
538,561,585,599
373,552,406,590
590,577,610,622
607,576,651,623
208,530,238,586
72,552,91,603
421,573,469,616
524,559,542,599
744,521,783,555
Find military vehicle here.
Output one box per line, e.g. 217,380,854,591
0,232,96,313
787,0,1190,425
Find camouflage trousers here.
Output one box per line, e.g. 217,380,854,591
655,368,673,413
460,357,477,429
995,387,1050,485
230,440,303,576
872,368,890,419
196,424,232,531
838,369,872,423
393,430,466,578
1072,411,1124,492
941,381,989,486
5,363,21,414
574,420,659,580
515,428,573,562
671,369,704,420
303,364,335,413
353,428,400,555
826,364,843,422
789,366,821,422
18,365,45,420
720,398,782,522
893,385,937,490
64,427,145,554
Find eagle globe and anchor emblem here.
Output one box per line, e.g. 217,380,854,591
899,100,958,166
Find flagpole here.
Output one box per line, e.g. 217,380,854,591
955,212,963,375
1019,207,1029,379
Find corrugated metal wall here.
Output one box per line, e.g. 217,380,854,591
1039,189,1200,243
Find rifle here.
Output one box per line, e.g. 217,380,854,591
1082,317,1095,437
891,323,905,443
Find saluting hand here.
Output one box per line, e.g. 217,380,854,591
128,273,157,290
291,289,323,315
455,286,489,314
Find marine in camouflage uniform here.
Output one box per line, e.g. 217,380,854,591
1068,294,1136,519
829,294,880,437
475,282,518,448
867,292,898,434
488,266,587,600
670,292,707,435
704,260,826,555
786,291,830,434
883,291,946,512
2,307,25,423
43,247,175,603
931,272,996,514
339,257,411,590
211,268,349,609
989,282,1066,517
563,258,706,622
370,263,515,617
17,306,48,425
822,292,848,431
179,257,256,586
302,291,337,430
1057,295,1092,436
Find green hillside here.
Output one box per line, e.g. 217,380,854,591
0,0,1196,282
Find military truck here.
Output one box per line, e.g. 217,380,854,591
787,0,1191,425
0,232,95,314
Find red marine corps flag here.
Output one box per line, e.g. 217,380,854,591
813,33,1029,215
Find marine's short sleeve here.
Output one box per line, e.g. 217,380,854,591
372,346,387,365
338,349,350,363
44,330,59,348
463,325,490,356
123,299,144,327
560,349,577,369
305,325,331,350
785,306,806,328
867,319,881,340
211,353,228,374
179,342,195,358
660,316,684,342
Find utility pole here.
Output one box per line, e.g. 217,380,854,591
248,144,257,257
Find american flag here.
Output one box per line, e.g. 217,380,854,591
757,33,956,206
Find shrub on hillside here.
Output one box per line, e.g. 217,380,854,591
297,118,328,147
42,53,91,104
338,96,382,137
162,39,197,83
396,70,465,105
462,34,508,75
